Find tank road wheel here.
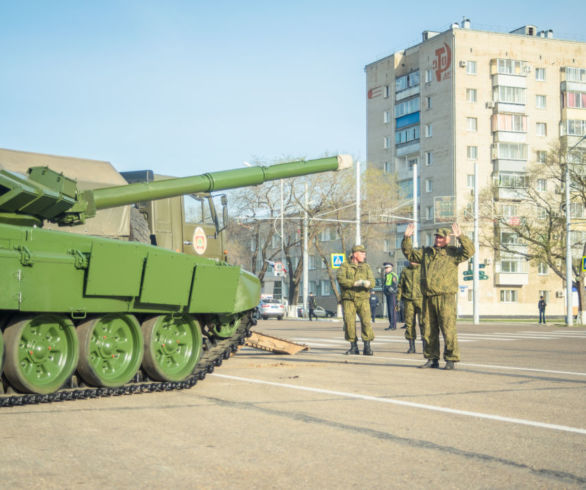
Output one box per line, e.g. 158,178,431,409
141,315,202,382
211,316,241,339
77,314,144,388
3,315,79,394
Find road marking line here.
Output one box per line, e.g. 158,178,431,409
335,354,586,377
212,373,586,435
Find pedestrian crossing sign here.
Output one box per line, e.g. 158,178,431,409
331,253,345,269
583,256,586,272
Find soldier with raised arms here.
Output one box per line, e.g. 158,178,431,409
337,244,375,356
401,223,474,370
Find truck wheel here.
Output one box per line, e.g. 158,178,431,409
129,207,151,244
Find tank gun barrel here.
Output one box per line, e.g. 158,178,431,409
92,155,352,211
0,154,352,226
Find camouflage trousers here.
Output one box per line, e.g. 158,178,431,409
422,294,460,361
342,298,374,342
403,299,424,341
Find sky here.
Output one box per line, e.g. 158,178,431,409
1,1,584,177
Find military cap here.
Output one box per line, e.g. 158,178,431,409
383,262,393,268
434,227,451,237
351,244,366,253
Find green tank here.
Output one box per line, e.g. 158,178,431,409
0,154,352,406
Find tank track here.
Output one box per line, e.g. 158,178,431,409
0,316,254,408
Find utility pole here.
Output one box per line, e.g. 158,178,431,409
303,181,309,318
355,160,361,245
473,160,479,325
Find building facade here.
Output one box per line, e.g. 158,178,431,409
365,20,586,317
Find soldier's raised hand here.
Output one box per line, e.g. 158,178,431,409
405,223,415,237
452,223,461,237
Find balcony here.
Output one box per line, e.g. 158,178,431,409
492,74,527,87
396,141,420,157
495,187,527,201
495,102,526,114
493,159,527,173
561,80,586,92
495,272,529,286
493,131,527,143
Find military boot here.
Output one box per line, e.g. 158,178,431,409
444,360,455,370
419,359,439,369
406,339,416,354
345,341,359,355
363,340,373,356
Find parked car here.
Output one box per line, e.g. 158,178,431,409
313,306,336,318
259,299,286,320
296,305,336,318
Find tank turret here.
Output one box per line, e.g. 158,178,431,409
0,154,351,405
0,155,352,226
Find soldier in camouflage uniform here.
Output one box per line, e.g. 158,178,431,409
336,244,375,356
402,223,474,370
397,261,424,354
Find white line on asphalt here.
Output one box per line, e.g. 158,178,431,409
212,373,586,435
338,354,586,377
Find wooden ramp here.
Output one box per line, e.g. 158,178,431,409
245,331,310,355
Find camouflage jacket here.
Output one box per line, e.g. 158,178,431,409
401,235,474,296
397,264,422,302
337,261,375,301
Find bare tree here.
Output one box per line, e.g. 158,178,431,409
470,141,586,322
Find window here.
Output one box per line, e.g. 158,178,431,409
467,117,478,132
425,124,432,137
495,143,528,160
319,228,338,241
384,136,391,149
539,290,550,303
537,179,546,191
496,59,528,75
384,161,392,173
383,111,391,123
308,255,319,270
535,68,546,81
467,174,474,188
395,71,420,92
536,122,547,136
383,239,391,252
425,233,433,246
500,204,518,217
395,97,420,117
570,202,585,219
565,67,586,82
384,85,390,98
564,91,586,109
308,280,317,295
320,280,332,296
500,259,520,273
538,262,549,275
425,152,433,166
425,96,432,110
497,172,527,188
426,206,433,220
425,179,432,192
500,289,518,302
492,113,527,132
494,86,527,105
425,69,433,83
395,125,420,145
562,120,586,137
466,88,477,102
467,146,478,160
536,95,546,109
537,151,547,164
466,60,477,74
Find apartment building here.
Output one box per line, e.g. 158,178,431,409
365,20,586,317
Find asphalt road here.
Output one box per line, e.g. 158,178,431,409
1,319,585,489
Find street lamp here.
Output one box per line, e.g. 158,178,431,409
565,134,586,326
